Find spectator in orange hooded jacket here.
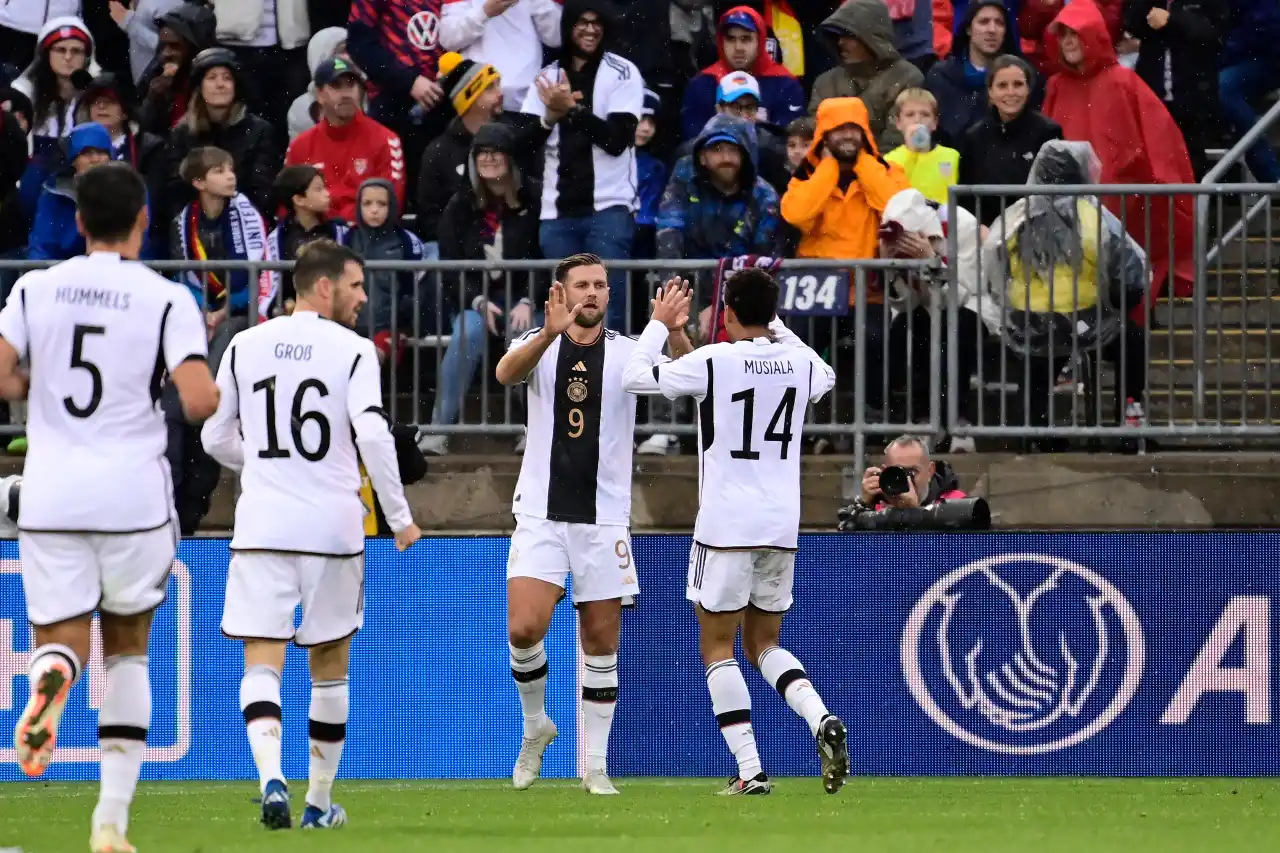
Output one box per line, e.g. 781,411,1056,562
1041,0,1195,306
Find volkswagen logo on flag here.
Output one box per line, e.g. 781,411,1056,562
901,554,1145,755
407,11,440,51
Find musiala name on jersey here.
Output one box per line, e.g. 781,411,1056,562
745,360,796,376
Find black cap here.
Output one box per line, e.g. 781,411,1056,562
314,57,365,88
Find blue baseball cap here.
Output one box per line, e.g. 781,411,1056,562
716,71,761,105
703,132,740,148
721,10,758,33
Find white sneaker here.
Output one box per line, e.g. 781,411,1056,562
89,825,136,853
514,429,527,454
416,432,449,456
512,717,557,790
636,434,679,455
947,429,976,454
581,771,619,795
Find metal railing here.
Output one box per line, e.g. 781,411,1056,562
0,183,1275,474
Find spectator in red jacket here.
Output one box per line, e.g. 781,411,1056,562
285,57,406,222
1019,0,1120,76
1042,0,1195,303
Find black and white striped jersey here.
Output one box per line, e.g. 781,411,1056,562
510,326,664,526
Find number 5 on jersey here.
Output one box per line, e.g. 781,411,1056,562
65,324,105,418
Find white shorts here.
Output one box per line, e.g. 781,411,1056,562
221,551,365,647
19,523,178,627
507,514,638,605
686,542,795,614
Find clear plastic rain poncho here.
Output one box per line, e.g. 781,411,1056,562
977,140,1150,357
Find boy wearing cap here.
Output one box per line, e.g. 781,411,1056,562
285,56,405,223
416,50,508,251
680,6,805,142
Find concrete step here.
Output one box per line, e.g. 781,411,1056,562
1209,235,1280,267
1150,327,1279,360
1143,357,1273,389
1157,295,1280,329
1203,269,1278,299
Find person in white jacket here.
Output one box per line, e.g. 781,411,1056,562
12,16,101,147
108,0,184,85
441,0,561,110
0,0,80,73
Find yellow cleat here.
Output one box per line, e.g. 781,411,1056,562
89,825,136,853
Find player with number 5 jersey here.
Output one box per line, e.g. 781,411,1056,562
623,268,848,797
0,162,219,853
201,240,422,832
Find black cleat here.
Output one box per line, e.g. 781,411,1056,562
817,714,849,794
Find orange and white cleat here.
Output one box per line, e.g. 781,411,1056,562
14,657,74,777
89,824,137,853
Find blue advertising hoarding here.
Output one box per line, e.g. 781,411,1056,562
0,534,1273,780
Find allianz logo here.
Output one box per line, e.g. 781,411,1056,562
902,553,1269,755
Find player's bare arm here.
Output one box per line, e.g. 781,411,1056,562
171,359,219,422
657,278,695,359
495,283,582,386
0,337,28,401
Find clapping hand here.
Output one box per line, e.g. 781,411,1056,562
542,282,582,338
536,71,581,122
651,277,691,331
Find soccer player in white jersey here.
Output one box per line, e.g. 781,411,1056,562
200,239,422,830
0,161,219,853
623,268,849,796
495,254,693,795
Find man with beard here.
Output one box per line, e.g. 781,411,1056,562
521,1,643,332
925,0,1027,143
137,2,217,135
495,257,693,795
286,57,406,222
201,239,422,831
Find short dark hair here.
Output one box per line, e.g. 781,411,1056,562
75,162,147,243
724,267,779,327
179,146,234,184
554,253,605,284
986,54,1035,91
786,116,816,141
293,239,361,295
274,164,322,212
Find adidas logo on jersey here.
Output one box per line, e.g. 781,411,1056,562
572,361,588,372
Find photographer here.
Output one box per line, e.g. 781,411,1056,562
858,435,966,510
840,435,989,532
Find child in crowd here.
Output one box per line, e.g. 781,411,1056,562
343,178,425,365
633,89,667,260
263,164,348,315
170,146,267,357
785,116,815,173
884,89,959,205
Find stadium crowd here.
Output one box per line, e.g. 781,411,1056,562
0,0,1274,496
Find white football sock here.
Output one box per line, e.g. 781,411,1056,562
240,665,284,794
307,679,349,812
510,641,549,739
92,656,149,833
706,659,762,779
28,643,81,692
757,646,830,737
581,653,618,774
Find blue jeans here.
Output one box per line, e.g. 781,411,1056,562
431,308,487,426
1219,58,1280,182
538,206,635,333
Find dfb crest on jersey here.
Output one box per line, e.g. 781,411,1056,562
353,159,368,176
567,378,588,403
901,553,1145,755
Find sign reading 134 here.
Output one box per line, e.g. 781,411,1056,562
777,270,849,316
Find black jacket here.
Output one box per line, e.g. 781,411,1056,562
924,0,1029,143
167,106,281,218
438,180,545,307
1124,0,1227,116
137,3,218,136
0,111,28,253
957,106,1063,224
417,113,528,243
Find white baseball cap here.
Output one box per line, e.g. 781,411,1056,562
716,71,761,105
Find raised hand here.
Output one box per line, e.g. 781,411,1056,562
542,283,582,338
651,277,691,331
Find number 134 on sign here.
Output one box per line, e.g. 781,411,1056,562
777,270,849,317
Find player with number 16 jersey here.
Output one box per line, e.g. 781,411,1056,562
201,240,421,831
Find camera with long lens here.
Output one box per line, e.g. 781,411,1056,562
877,465,912,498
837,497,992,532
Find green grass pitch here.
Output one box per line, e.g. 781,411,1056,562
0,778,1277,852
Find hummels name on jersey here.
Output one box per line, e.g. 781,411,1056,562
55,286,131,311
745,360,795,375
